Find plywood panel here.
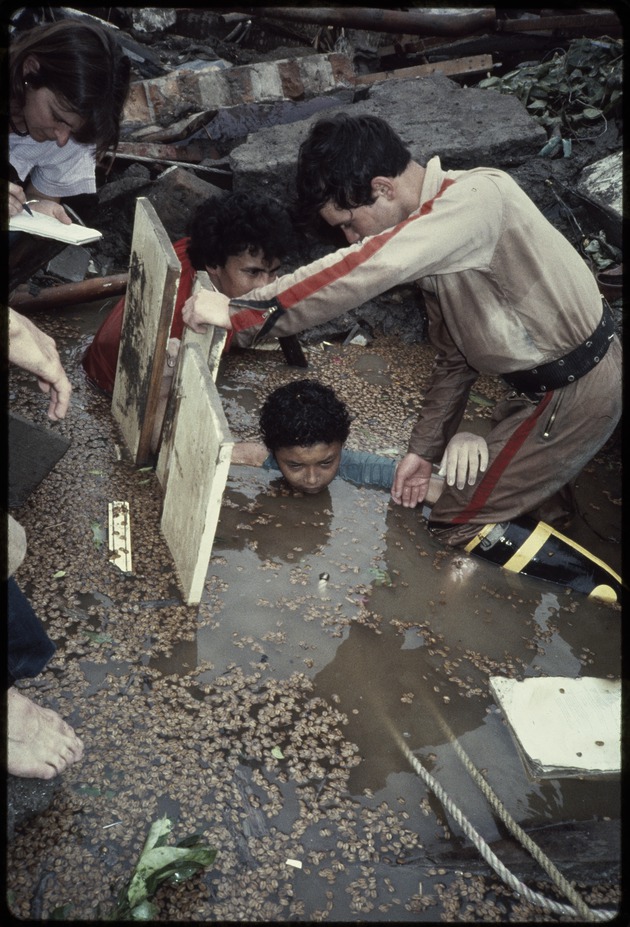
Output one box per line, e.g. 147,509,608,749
111,197,181,466
160,342,233,604
155,271,227,487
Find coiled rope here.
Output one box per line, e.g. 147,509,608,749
388,720,617,922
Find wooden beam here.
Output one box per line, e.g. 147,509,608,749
9,274,128,311
353,54,493,87
248,7,497,36
160,342,234,605
111,197,181,467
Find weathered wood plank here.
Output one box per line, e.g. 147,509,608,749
160,342,233,605
111,197,180,466
155,271,227,487
353,54,493,87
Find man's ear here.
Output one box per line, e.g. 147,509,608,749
370,176,396,199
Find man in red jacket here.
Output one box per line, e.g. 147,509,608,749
81,190,298,394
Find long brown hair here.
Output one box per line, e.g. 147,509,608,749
9,19,131,158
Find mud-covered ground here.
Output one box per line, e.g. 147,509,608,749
6,297,622,922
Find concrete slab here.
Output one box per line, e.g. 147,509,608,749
230,72,547,201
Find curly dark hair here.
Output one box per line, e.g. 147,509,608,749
296,112,413,217
9,20,130,158
259,379,352,451
187,191,297,270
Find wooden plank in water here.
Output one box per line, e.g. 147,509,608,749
160,342,233,604
489,676,621,779
111,197,180,467
155,271,227,487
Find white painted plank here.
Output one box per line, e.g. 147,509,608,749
160,342,233,604
108,500,132,573
155,272,227,487
490,676,621,779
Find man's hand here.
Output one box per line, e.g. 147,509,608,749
438,431,488,490
391,453,433,508
182,290,232,333
8,309,72,420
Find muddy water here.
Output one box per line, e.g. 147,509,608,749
7,305,621,921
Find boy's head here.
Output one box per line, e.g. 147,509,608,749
259,379,352,494
187,191,296,298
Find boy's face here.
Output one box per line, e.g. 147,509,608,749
274,441,343,494
207,249,282,298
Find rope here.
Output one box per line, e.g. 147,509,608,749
388,721,617,922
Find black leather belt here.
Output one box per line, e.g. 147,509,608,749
502,303,615,394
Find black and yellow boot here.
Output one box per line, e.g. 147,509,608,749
464,515,621,603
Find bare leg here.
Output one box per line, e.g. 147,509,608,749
7,686,84,779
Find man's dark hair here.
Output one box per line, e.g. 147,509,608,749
296,112,412,217
187,191,296,270
260,379,352,451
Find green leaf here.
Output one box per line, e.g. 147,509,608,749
370,567,393,587
271,746,284,759
130,900,159,920
91,521,106,548
52,570,66,579
127,846,217,909
82,630,114,644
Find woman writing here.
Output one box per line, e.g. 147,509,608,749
8,18,131,223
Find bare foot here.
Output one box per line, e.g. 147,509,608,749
7,686,84,779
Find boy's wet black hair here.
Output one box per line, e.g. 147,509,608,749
260,379,352,451
187,191,297,270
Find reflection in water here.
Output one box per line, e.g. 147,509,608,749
195,467,619,841
215,480,334,562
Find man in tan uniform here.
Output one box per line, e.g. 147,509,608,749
181,113,621,596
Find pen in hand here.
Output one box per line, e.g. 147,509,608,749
22,199,40,217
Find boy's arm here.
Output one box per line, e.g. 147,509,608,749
231,441,269,467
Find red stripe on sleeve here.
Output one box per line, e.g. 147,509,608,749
275,178,458,311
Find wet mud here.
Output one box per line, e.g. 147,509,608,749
6,304,622,921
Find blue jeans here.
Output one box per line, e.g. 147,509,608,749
6,577,56,688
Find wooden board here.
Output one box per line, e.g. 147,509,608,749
160,342,233,604
111,197,181,466
489,676,621,779
155,271,227,488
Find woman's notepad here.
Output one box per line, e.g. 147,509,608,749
10,210,103,244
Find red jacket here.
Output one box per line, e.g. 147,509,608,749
82,237,195,394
